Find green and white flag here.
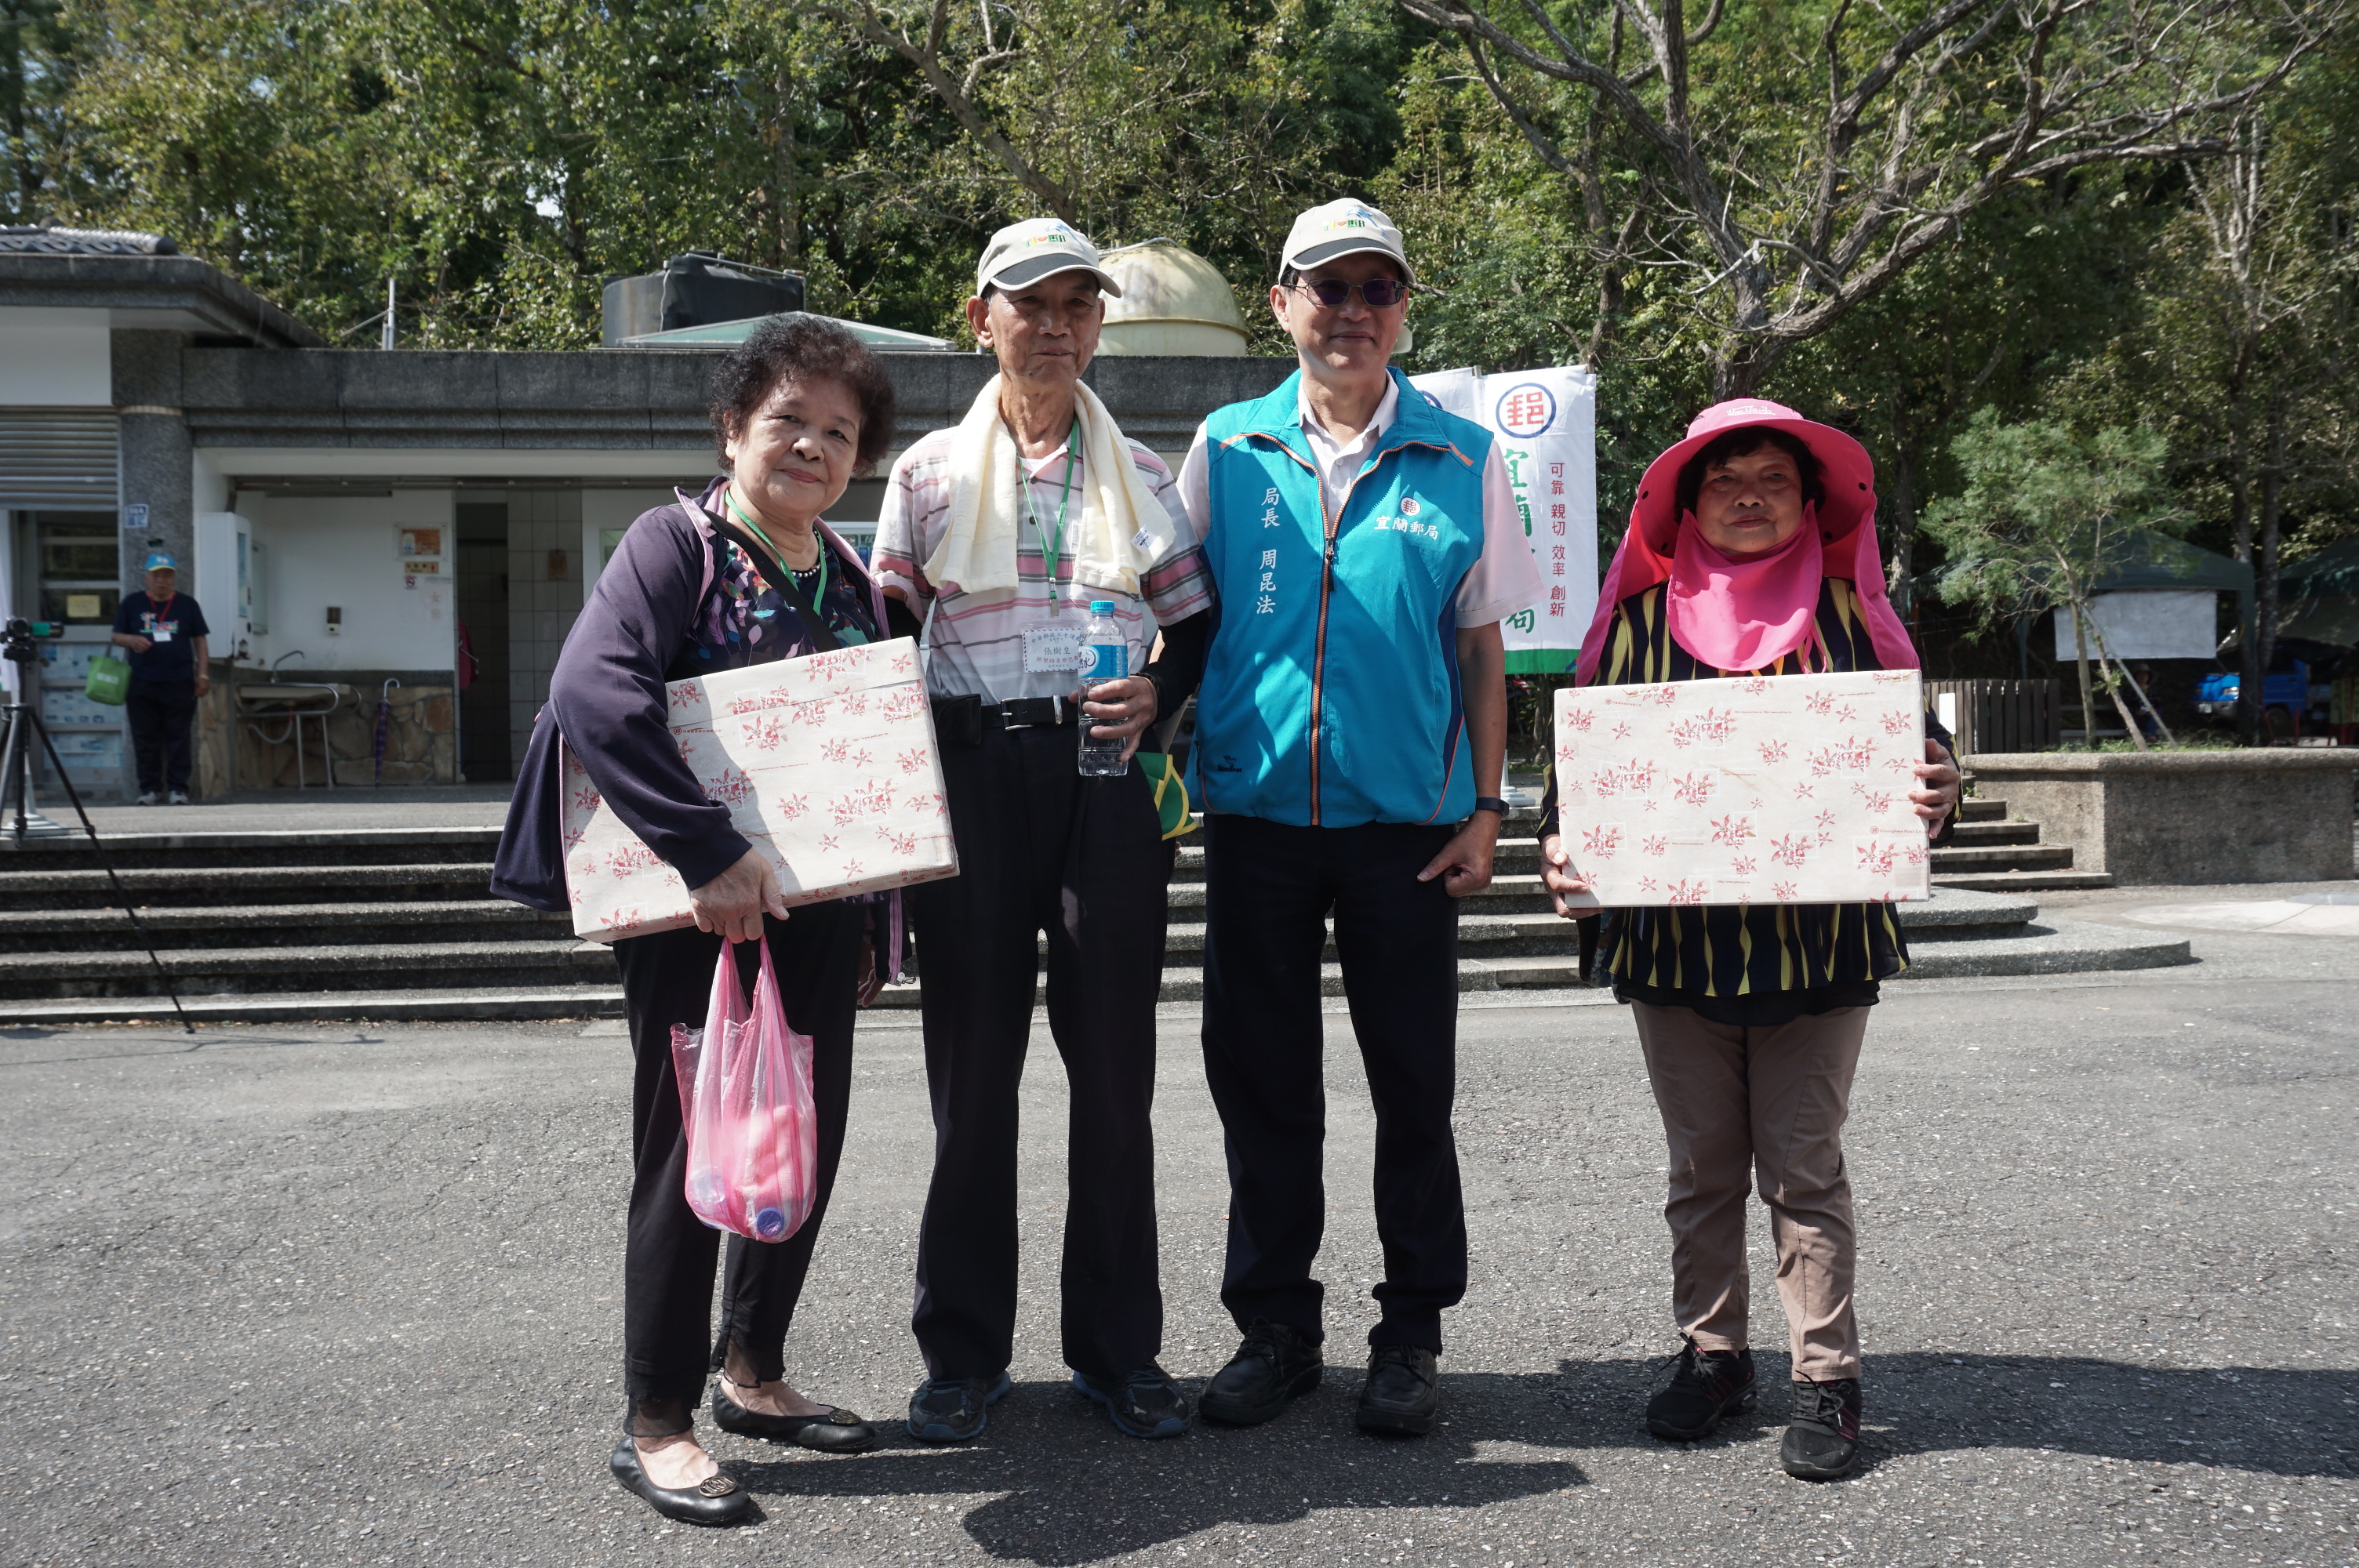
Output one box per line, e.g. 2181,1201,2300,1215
1409,364,1598,674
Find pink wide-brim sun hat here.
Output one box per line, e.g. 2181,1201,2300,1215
1627,398,1878,557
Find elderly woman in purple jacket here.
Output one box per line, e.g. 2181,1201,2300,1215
494,315,918,1525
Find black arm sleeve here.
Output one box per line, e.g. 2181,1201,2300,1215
1142,609,1209,721
885,593,925,644
547,507,752,891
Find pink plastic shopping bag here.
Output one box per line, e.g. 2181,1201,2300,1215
667,939,820,1242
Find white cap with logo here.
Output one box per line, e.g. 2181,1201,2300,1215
975,218,1125,298
1281,199,1414,287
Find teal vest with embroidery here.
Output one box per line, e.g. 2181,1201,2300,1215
1192,368,1492,827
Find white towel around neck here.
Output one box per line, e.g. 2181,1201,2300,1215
921,375,1176,601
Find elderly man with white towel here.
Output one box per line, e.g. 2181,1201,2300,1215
873,219,1216,1445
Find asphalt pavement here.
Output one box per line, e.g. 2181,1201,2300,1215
4,924,2356,1566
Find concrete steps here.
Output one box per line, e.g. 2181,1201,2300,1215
0,801,2189,1023
1930,793,2115,891
0,899,568,952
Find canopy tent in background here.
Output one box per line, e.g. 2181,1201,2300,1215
2024,532,2254,670
1409,365,1598,674
2277,536,2359,649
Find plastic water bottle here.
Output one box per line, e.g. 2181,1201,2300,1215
1077,599,1130,777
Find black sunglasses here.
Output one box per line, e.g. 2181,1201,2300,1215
1292,277,1410,309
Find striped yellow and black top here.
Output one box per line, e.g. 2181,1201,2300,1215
1536,578,1955,1019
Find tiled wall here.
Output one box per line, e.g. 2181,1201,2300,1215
505,488,584,763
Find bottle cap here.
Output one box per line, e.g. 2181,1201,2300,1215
1090,600,1114,614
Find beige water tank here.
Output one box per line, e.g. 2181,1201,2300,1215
1096,241,1249,357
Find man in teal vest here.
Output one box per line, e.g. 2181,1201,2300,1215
1176,200,1541,1436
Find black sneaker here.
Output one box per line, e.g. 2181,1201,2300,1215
1356,1345,1441,1436
1645,1337,1756,1440
1072,1365,1191,1439
1199,1320,1323,1426
906,1370,1011,1443
1780,1377,1862,1479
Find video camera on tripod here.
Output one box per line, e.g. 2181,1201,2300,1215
2,616,64,666
0,615,191,1026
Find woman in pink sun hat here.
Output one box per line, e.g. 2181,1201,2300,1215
1537,398,1962,1479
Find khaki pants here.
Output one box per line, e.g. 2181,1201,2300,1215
1630,1002,1868,1381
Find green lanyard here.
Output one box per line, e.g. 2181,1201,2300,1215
725,488,828,611
1023,419,1081,592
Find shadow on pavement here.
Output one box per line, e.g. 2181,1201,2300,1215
720,1354,2357,1563
733,1374,1582,1561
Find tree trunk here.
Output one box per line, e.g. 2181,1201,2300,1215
776,66,801,266
1885,437,1919,623
2098,653,2151,750
1710,336,1784,401
2070,601,2099,751
2255,401,2288,736
2225,437,2259,742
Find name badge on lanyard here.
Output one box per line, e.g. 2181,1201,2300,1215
1017,419,1085,678
1022,622,1084,673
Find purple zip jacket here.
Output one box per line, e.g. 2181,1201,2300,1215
491,479,906,977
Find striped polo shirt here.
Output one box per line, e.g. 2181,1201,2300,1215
871,428,1216,702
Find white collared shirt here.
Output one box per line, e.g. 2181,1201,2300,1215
1178,375,1542,627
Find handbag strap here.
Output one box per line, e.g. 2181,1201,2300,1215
725,521,841,655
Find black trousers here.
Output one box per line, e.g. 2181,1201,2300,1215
612,898,867,1406
905,725,1171,1381
125,679,197,793
1200,814,1467,1355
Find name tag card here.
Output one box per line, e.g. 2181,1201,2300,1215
1022,622,1084,674
1551,670,1929,908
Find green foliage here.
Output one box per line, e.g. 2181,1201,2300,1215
1925,412,2187,621
8,0,2356,660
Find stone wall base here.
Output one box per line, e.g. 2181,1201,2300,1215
1970,750,2358,884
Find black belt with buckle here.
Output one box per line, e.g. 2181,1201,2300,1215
931,694,1072,745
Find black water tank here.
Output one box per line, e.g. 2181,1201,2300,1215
601,252,808,344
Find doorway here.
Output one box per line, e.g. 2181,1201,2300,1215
453,498,511,781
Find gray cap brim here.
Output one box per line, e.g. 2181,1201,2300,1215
980,253,1125,299
1285,238,1415,287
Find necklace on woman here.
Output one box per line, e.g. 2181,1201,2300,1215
724,487,821,572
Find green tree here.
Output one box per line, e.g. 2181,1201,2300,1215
1387,0,2341,398
2,0,75,219
1924,412,2189,747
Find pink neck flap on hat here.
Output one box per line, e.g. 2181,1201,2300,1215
1575,399,1919,684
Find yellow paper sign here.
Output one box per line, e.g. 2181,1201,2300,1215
66,593,101,619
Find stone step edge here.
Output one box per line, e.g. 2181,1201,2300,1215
1932,870,2117,892
1,900,565,931
0,927,2195,1026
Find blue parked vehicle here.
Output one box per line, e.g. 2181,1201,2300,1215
2195,655,2310,728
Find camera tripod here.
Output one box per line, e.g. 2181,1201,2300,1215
1,685,193,1033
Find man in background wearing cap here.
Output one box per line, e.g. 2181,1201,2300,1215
111,554,211,805
872,218,1216,1444
1176,199,1541,1436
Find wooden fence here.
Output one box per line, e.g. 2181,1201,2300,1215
1924,679,2061,758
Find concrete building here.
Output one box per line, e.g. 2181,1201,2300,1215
0,229,1287,799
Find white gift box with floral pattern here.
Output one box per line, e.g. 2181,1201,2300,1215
562,637,959,942
1550,670,1929,907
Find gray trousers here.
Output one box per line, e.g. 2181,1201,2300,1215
1629,1002,1868,1382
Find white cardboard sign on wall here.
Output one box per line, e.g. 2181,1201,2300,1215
562,637,960,942
2052,590,2218,661
1551,670,1930,908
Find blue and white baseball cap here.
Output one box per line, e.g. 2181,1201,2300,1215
143,552,178,572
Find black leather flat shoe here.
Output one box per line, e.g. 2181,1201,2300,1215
711,1381,881,1453
1200,1320,1323,1426
1356,1345,1440,1436
609,1436,753,1526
